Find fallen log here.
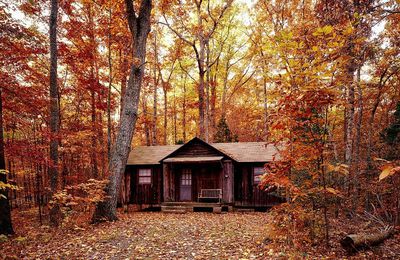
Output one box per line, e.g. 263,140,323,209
340,228,393,252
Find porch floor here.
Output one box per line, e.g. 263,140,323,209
161,202,229,213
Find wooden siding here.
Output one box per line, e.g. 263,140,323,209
222,160,234,203
234,163,284,207
128,165,163,205
172,141,222,158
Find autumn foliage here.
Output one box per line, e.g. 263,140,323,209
0,0,399,258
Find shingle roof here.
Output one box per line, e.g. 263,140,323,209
127,139,281,165
127,145,181,165
211,142,281,163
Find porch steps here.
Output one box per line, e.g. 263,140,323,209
161,205,187,214
235,208,255,213
161,202,225,213
162,202,221,207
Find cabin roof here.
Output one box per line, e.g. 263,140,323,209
163,156,224,163
211,142,281,163
127,145,181,165
127,138,281,165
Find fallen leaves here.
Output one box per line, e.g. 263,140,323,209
1,211,271,259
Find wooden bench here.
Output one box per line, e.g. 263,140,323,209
198,189,222,203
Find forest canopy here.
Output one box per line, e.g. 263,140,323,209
0,0,399,258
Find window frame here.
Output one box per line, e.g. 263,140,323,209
138,168,152,185
181,169,192,186
253,166,265,185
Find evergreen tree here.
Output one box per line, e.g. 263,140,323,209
213,115,238,143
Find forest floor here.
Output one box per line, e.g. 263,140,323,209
1,208,399,259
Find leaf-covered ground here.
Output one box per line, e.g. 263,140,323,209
1,209,400,259
1,211,271,259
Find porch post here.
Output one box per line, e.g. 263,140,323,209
222,160,234,203
163,163,170,201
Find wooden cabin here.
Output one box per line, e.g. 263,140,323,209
122,137,284,212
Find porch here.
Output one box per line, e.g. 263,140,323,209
162,159,234,204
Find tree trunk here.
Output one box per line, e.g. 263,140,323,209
204,41,211,142
345,59,356,194
263,76,269,142
353,65,363,211
196,3,206,140
90,89,98,179
89,4,98,179
163,87,167,145
182,75,187,143
173,85,177,144
119,49,128,116
107,7,113,160
152,34,159,146
92,0,152,223
210,72,217,139
143,95,151,146
49,0,61,227
340,229,393,252
0,88,13,235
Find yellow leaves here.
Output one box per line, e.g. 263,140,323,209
379,166,392,180
379,165,400,181
322,25,333,35
14,236,27,243
326,163,348,175
308,186,342,197
326,187,341,196
343,25,354,36
375,158,400,181
49,179,109,209
312,25,333,36
373,157,389,163
0,181,19,192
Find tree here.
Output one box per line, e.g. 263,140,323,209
161,0,232,141
213,115,237,143
49,0,61,226
92,0,152,222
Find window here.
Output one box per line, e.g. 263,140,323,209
181,169,192,186
253,167,264,184
138,169,151,184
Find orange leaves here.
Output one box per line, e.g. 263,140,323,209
19,2,41,16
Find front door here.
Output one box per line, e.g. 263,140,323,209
180,169,192,201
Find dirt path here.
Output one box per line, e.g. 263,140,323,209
1,212,271,259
